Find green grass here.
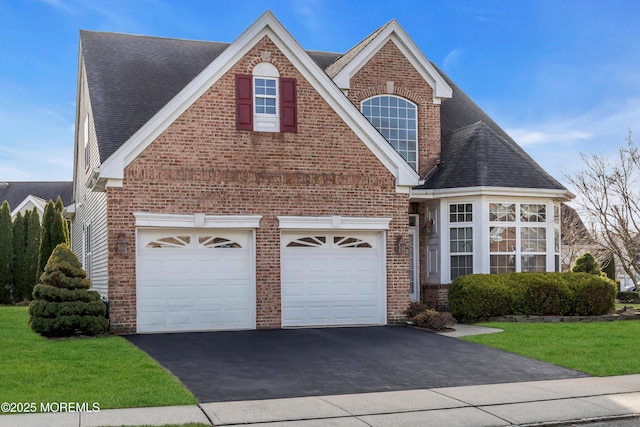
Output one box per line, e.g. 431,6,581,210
0,306,197,411
463,321,640,376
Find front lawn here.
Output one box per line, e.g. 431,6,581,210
462,321,640,376
0,306,197,411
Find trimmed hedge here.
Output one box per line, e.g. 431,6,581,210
617,291,640,304
449,272,617,322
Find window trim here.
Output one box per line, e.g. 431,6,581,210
489,202,548,273
361,95,418,171
235,64,297,133
448,202,474,281
253,62,280,132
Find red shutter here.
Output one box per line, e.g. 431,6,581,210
280,77,297,133
236,74,253,130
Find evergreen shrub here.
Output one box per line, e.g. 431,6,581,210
28,244,108,337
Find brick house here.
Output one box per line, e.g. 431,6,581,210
69,12,573,334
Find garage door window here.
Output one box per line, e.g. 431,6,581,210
146,235,243,249
285,235,373,248
200,236,242,248
146,235,191,248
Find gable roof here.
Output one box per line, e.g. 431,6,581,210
81,31,342,164
329,19,452,103
417,66,569,194
78,12,567,198
0,181,73,211
89,11,419,189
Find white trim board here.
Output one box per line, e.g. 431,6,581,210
134,213,262,229
278,215,391,230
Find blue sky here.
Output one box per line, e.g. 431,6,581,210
1,0,639,193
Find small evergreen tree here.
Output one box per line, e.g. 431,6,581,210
29,244,108,337
602,254,616,281
571,252,602,275
37,201,67,280
0,201,13,303
54,196,70,246
26,208,41,286
11,211,29,302
37,201,55,280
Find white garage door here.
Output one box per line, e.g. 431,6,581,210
281,231,385,327
137,229,254,333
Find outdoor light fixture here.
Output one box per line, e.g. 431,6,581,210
116,233,128,255
395,236,407,255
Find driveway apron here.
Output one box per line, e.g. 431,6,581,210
125,326,586,403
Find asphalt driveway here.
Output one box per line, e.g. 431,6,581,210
126,326,587,403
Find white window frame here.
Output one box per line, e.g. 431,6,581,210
361,95,418,171
449,203,473,281
253,62,280,132
489,202,549,273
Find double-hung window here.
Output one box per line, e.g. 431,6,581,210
254,77,277,116
235,62,297,133
449,203,473,280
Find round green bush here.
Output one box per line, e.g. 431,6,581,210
566,272,617,315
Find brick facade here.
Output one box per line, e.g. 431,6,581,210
347,40,442,178
105,37,424,334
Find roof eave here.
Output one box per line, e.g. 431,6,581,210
331,20,452,103
410,186,575,201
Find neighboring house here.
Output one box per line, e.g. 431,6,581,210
0,181,73,219
69,12,573,334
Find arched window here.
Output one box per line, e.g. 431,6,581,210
362,95,418,170
252,62,280,132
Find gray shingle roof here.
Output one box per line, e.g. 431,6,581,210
80,30,565,193
81,31,342,163
81,31,229,163
0,182,73,211
325,22,389,78
418,66,567,191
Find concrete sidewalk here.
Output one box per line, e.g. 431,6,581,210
2,375,640,426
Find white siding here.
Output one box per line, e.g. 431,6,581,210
71,59,109,298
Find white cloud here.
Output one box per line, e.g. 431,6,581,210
442,48,463,73
507,129,591,146
497,96,640,186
